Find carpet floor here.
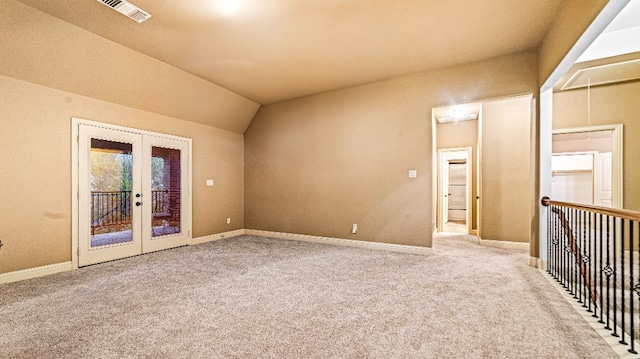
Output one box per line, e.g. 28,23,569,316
0,233,618,358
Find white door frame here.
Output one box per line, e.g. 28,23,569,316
71,117,193,269
552,124,623,208
437,147,473,233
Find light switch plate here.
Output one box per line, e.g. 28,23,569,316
408,170,417,178
206,179,214,186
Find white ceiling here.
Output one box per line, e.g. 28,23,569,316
577,0,640,63
16,0,564,104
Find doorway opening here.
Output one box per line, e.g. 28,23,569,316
437,148,472,234
552,124,622,208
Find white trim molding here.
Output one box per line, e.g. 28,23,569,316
529,257,548,270
190,229,245,245
2,229,432,284
245,229,432,255
479,238,529,251
0,262,73,285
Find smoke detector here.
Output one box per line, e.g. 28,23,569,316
97,0,152,23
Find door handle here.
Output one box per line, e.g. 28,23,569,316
136,201,142,206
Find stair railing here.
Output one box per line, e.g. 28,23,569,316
542,197,640,354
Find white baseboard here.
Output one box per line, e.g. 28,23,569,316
245,229,432,255
190,229,245,245
479,238,529,250
0,261,73,285
529,257,548,270
2,229,430,284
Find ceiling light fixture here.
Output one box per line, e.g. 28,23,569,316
437,113,479,124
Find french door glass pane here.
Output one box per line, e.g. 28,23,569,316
90,139,134,247
151,146,181,237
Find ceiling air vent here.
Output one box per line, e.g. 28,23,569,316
97,0,152,23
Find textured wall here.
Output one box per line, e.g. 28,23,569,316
480,96,533,243
0,75,245,274
245,52,539,248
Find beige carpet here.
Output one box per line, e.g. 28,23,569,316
0,233,618,358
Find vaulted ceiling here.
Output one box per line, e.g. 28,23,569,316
16,0,564,104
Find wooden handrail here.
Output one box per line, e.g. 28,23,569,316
541,196,640,222
549,206,598,305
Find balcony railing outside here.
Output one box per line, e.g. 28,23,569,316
91,190,179,235
542,197,640,354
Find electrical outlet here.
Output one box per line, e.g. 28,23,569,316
352,224,358,234
227,218,231,224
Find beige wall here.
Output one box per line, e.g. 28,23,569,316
0,75,245,274
552,134,611,154
0,0,260,133
245,51,539,248
436,120,479,230
553,81,640,210
481,96,533,243
0,0,253,275
538,0,609,85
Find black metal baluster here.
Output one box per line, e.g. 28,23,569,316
629,221,637,354
612,217,618,337
582,210,589,306
587,212,596,312
567,208,572,292
547,205,552,276
604,215,612,330
557,206,562,284
593,212,600,318
554,207,563,283
562,209,571,293
620,219,627,345
600,213,605,323
575,209,580,298
553,205,557,280
578,209,584,304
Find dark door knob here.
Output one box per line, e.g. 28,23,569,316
135,193,141,198
135,201,142,206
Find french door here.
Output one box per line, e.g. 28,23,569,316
76,121,190,267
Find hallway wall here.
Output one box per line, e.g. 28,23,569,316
481,96,533,243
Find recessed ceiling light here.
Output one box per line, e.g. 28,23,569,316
216,0,240,17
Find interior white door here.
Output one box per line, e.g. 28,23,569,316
442,161,449,225
78,123,190,266
78,124,143,266
448,162,467,222
593,152,612,207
